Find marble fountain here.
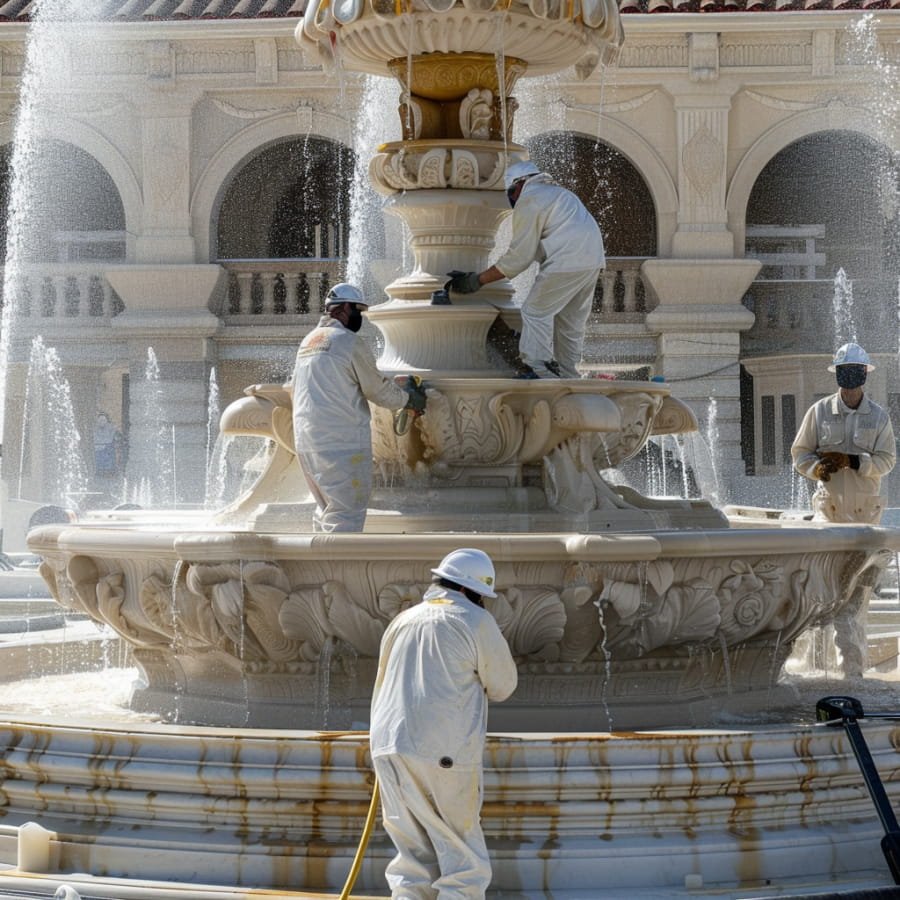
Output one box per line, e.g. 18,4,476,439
2,0,900,896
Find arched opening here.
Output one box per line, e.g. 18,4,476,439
740,130,900,481
5,139,125,264
525,132,657,258
215,137,355,260
743,129,899,356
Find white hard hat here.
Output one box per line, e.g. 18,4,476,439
431,548,498,599
828,342,874,372
504,160,540,191
325,282,368,308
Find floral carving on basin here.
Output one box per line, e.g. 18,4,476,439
31,528,896,730
220,378,685,490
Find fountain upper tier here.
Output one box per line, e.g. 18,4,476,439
297,0,624,82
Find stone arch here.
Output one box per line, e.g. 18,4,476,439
192,111,353,262
727,105,889,253
216,137,354,260
738,124,898,360
0,120,139,261
36,119,140,248
526,129,659,258
557,109,678,256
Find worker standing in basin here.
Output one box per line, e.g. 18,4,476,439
791,342,896,678
447,160,605,380
791,342,895,525
291,282,427,532
370,548,518,899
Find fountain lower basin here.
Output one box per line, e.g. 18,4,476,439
0,713,897,897
27,523,900,731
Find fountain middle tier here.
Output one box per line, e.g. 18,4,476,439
28,524,898,730
217,376,701,518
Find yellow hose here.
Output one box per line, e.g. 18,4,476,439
339,777,380,900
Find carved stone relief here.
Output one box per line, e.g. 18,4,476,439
682,124,724,199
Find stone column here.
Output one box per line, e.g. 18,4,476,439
106,266,224,506
134,64,198,264
645,50,761,498
643,260,759,499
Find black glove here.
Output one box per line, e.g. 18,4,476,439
447,270,482,294
401,375,427,416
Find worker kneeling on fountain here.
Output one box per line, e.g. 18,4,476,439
447,160,605,380
791,341,895,525
370,548,518,899
291,282,427,532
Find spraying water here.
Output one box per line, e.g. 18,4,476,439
16,336,88,507
206,368,220,479
831,267,857,346
703,397,722,507
127,348,174,507
0,0,99,443
344,76,401,297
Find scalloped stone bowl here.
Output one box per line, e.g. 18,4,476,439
298,0,624,80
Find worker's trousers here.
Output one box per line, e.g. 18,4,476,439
373,753,492,900
296,444,372,532
518,267,602,378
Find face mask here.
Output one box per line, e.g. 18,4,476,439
507,180,526,208
835,364,867,389
345,308,364,333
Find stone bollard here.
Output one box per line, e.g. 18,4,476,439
17,821,56,872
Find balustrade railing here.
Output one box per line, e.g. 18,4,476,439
0,264,123,322
221,257,652,323
593,257,652,320
221,259,345,320
742,276,897,356
0,259,652,328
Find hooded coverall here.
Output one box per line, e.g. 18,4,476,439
370,585,518,899
495,174,605,378
791,391,896,524
291,315,408,532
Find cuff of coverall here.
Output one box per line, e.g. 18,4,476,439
854,453,869,475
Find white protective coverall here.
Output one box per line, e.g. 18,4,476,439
791,391,896,524
495,174,605,378
291,316,408,532
370,585,518,899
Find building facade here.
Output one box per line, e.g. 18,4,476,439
0,1,898,536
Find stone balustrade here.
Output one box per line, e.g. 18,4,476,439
742,276,896,356
0,258,652,326
593,257,651,319
0,264,123,322
220,259,345,321
222,257,652,324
